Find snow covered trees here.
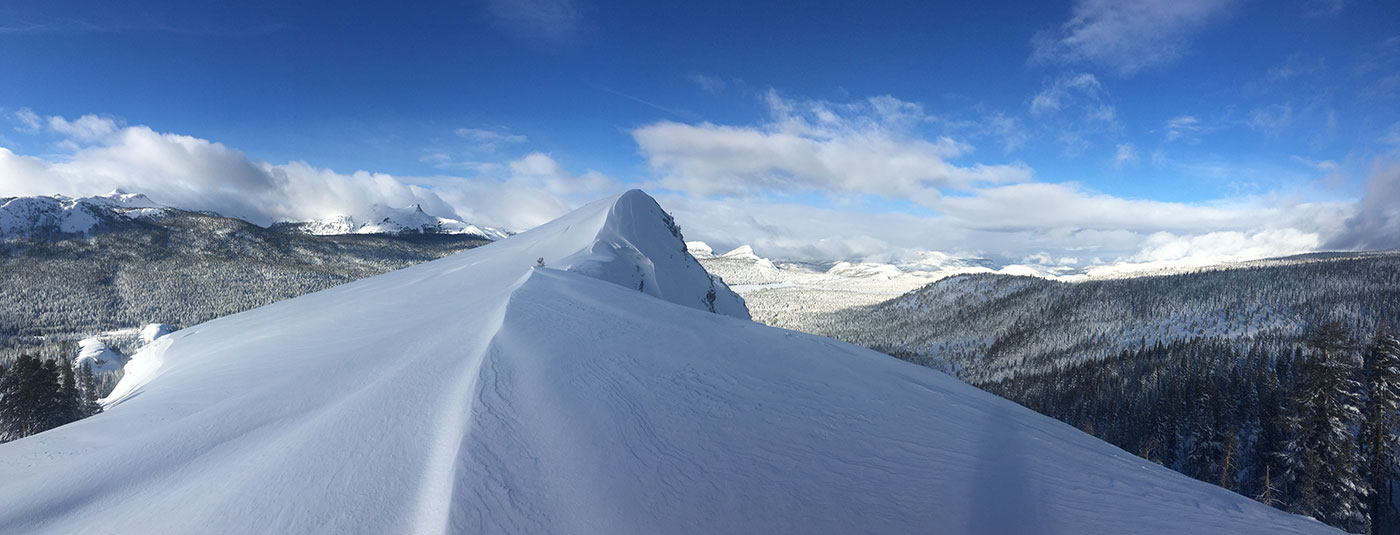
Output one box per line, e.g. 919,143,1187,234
1284,321,1366,531
1362,329,1400,535
0,355,102,443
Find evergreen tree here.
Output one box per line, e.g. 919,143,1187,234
1285,321,1367,531
78,361,102,417
1361,329,1400,535
0,355,94,443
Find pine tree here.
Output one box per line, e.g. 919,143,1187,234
1285,321,1367,531
78,361,102,417
59,356,80,422
1361,329,1400,535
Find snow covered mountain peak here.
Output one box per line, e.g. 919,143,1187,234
0,192,171,238
287,202,509,240
505,189,748,319
684,240,714,258
0,190,1338,534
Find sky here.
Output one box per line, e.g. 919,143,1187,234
0,0,1397,271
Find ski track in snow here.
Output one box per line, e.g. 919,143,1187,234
0,190,1341,534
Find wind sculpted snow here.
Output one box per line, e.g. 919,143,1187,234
0,191,1339,534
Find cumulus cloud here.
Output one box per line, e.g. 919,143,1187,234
1,107,1382,275
633,91,1031,205
422,151,617,230
47,114,119,141
663,188,1343,272
1031,0,1235,75
0,111,614,230
1326,160,1400,250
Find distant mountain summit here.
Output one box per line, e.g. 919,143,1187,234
0,191,510,242
275,203,509,240
0,190,172,239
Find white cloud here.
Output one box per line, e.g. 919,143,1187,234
1130,229,1322,263
0,106,1378,275
0,111,615,231
424,152,617,230
1164,115,1203,142
935,182,1264,233
1030,73,1109,117
633,91,1031,204
662,186,1342,272
47,114,119,141
982,112,1029,154
13,108,42,132
1114,143,1138,169
1031,0,1236,75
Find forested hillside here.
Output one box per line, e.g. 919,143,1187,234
809,251,1400,381
1,208,486,366
798,250,1400,533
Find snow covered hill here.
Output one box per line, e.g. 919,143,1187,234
278,203,509,240
0,191,1337,534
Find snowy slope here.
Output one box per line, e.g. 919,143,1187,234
0,190,1336,534
289,203,509,240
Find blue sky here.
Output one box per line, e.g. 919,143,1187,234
1,0,1398,269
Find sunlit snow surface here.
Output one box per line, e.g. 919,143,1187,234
0,191,1337,534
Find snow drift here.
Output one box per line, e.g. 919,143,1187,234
0,190,1336,534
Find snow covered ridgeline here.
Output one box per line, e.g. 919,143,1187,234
274,203,508,240
0,191,508,241
0,190,169,238
0,191,1338,534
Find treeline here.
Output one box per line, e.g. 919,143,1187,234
981,323,1400,534
0,355,102,443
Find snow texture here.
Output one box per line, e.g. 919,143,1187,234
0,190,1338,534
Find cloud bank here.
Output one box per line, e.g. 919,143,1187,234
2,104,1392,274
0,110,609,229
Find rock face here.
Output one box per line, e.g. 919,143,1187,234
0,190,1337,535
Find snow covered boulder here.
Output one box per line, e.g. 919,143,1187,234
73,337,124,374
138,323,175,347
